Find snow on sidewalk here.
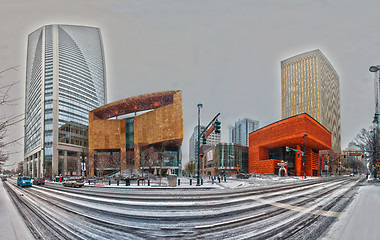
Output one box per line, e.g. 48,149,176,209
321,182,380,240
0,181,34,240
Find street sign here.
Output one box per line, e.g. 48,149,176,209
349,153,361,156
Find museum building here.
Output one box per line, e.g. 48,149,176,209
249,113,331,176
88,90,183,177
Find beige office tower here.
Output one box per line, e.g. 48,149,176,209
281,49,341,153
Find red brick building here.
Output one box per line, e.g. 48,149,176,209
249,113,331,176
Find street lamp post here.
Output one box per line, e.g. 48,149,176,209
302,134,308,178
369,65,380,178
197,103,203,186
81,151,86,177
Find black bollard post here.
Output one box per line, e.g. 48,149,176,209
218,177,221,183
190,179,192,185
212,178,214,184
201,178,203,185
109,180,111,185
224,176,226,182
137,180,140,186
178,179,180,186
117,180,119,186
148,179,150,186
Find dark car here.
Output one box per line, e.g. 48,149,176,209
33,178,45,185
236,173,250,179
1,176,6,181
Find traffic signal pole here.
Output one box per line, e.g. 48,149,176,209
196,111,221,186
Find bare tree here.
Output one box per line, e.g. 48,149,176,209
355,127,380,177
110,152,122,179
96,152,112,178
67,153,80,176
141,145,170,186
0,66,22,173
125,150,135,177
184,162,195,176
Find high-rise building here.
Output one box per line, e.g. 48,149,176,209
189,125,221,164
281,49,341,153
229,118,259,147
24,24,106,179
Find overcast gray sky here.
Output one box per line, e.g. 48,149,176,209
1,0,379,169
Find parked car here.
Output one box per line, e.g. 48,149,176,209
236,173,250,179
33,178,45,185
17,176,32,187
63,178,84,188
1,175,7,181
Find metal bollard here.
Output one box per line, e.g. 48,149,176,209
201,179,203,185
178,179,180,186
224,176,226,182
218,177,221,183
89,180,91,185
148,180,150,186
109,180,111,185
137,180,140,186
117,180,119,186
190,179,192,185
212,178,214,184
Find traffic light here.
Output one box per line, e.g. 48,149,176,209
361,153,364,158
343,152,346,158
202,136,207,144
214,119,221,134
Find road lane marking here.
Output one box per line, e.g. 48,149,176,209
195,212,266,229
253,197,340,217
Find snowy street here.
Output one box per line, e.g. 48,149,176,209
1,175,371,239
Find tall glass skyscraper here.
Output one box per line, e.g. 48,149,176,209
229,118,259,147
24,25,106,179
281,49,341,153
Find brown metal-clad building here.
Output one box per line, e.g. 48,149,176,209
88,90,183,177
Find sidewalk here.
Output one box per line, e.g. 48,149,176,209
0,181,33,240
321,181,380,240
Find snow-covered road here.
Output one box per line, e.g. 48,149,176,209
3,176,364,239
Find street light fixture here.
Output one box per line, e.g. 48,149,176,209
197,103,203,186
302,134,308,178
369,65,380,178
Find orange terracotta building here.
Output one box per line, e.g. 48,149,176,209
249,113,331,176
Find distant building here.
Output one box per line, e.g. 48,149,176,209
201,143,248,176
229,118,259,146
24,24,106,179
189,125,221,164
281,49,341,153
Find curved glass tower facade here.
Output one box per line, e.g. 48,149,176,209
24,24,106,179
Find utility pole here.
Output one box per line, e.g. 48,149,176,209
302,134,308,178
369,65,380,178
197,104,203,186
